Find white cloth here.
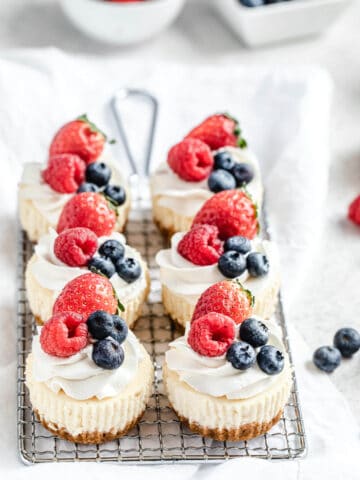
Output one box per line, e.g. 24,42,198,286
0,50,358,479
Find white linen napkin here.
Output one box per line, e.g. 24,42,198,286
0,49,358,479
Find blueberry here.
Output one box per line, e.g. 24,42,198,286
92,337,124,370
116,257,142,283
240,318,269,348
111,315,128,344
85,162,111,187
224,235,251,254
208,169,236,193
88,256,115,278
239,0,264,6
104,184,126,206
77,182,99,193
247,252,269,277
313,346,341,373
333,328,360,358
218,251,247,278
257,345,284,375
213,151,235,171
232,163,254,186
98,239,125,263
226,341,256,370
87,310,114,340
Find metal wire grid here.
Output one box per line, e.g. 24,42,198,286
17,207,306,465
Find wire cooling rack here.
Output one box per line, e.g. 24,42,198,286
17,202,306,465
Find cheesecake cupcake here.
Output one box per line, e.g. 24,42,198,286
18,115,130,242
156,190,280,327
163,298,292,441
150,113,262,239
26,309,153,443
26,228,150,327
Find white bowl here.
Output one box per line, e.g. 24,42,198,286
61,0,186,46
212,0,352,48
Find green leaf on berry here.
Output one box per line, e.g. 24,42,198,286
235,279,255,307
77,113,108,141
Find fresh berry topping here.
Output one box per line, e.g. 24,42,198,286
92,337,124,370
77,182,99,193
192,190,259,240
53,273,117,318
218,251,247,278
86,310,128,344
213,151,235,171
85,162,111,187
40,312,88,358
188,313,235,357
104,184,127,206
208,169,236,193
54,227,98,267
240,318,269,348
98,239,125,263
313,346,341,373
224,235,251,254
231,163,254,187
49,115,106,164
226,341,256,370
177,224,223,266
348,195,360,226
115,257,142,283
167,138,214,182
257,345,285,375
88,256,115,278
247,252,269,277
42,154,85,194
185,114,247,150
57,192,116,237
333,327,360,358
192,280,254,325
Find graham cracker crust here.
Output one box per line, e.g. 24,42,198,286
172,406,283,442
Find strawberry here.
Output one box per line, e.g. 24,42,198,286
167,138,213,182
49,115,107,164
177,224,223,265
348,195,360,226
54,227,98,267
57,192,116,237
42,154,85,193
192,280,254,325
185,114,247,150
188,312,235,357
192,189,259,240
53,273,118,319
40,312,88,357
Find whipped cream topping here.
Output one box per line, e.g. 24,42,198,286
166,319,289,400
18,154,127,226
156,233,279,305
31,229,147,303
150,147,263,217
32,329,144,400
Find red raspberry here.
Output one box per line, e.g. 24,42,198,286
192,280,254,325
42,154,85,193
53,273,118,319
177,224,223,265
57,192,116,237
54,227,98,267
348,195,360,226
167,138,213,182
50,115,106,164
188,312,235,357
192,189,259,240
40,312,88,357
185,114,247,150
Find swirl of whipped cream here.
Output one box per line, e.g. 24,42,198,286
31,230,147,302
166,319,289,400
32,329,144,400
150,147,263,217
156,233,279,305
18,153,127,226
